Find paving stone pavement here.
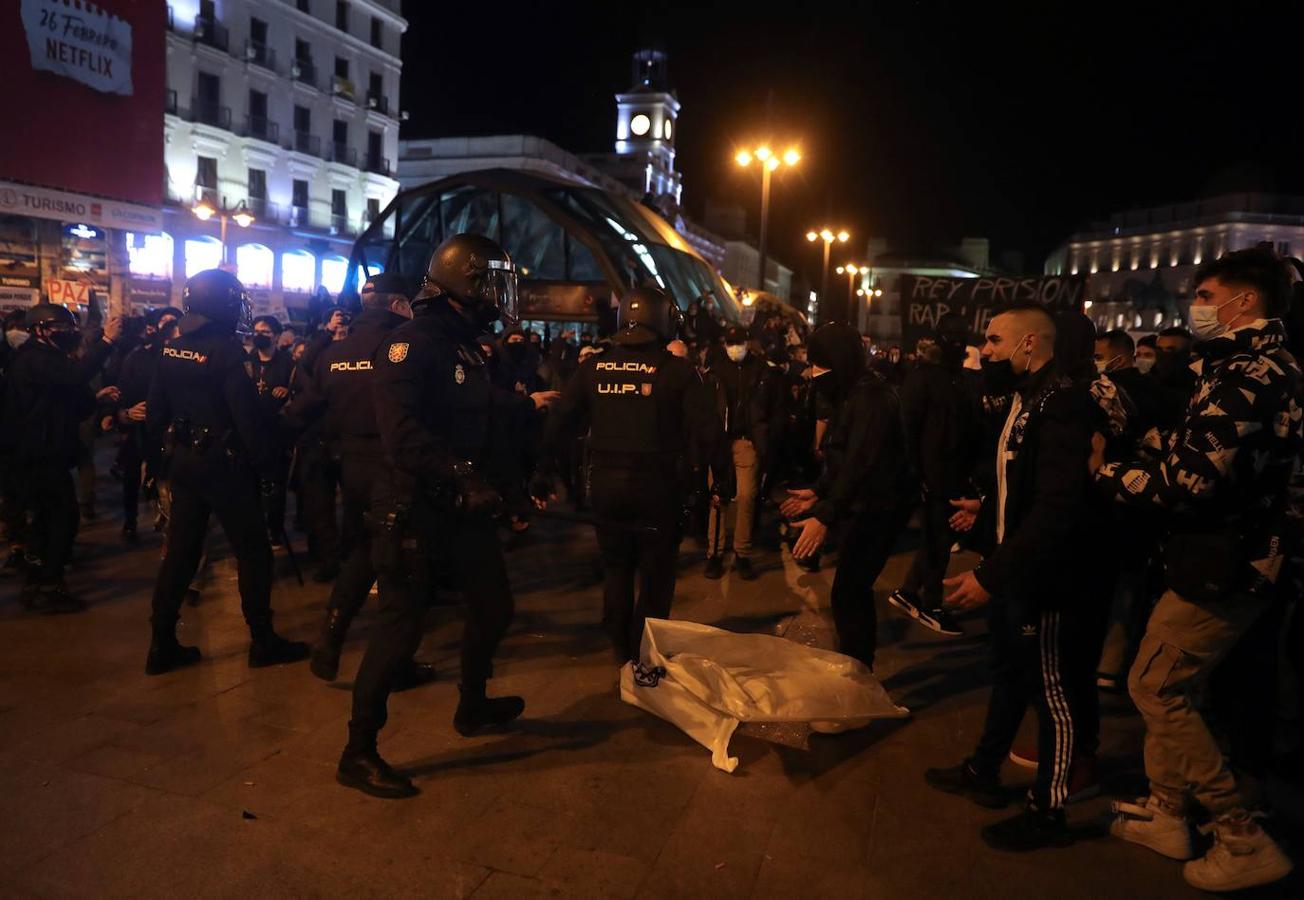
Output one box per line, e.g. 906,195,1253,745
0,469,1298,898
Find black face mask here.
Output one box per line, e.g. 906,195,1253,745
252,333,274,351
980,357,1020,395
48,329,81,354
505,342,529,362
1154,353,1191,382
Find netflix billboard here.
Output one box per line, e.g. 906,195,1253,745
0,0,165,221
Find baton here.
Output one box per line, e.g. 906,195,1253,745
531,507,661,536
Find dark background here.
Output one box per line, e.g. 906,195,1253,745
401,1,1304,281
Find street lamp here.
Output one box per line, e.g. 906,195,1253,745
836,263,865,309
193,197,255,267
736,143,800,294
806,227,849,322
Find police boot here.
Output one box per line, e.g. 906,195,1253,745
453,683,525,737
392,660,438,692
145,636,202,676
33,581,87,615
309,607,352,682
248,622,311,668
336,737,417,799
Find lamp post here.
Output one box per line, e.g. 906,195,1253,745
835,263,863,308
806,227,849,324
192,197,255,268
736,145,800,294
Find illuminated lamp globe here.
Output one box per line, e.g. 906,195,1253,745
630,114,650,136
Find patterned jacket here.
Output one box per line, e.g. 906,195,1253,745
1094,319,1303,597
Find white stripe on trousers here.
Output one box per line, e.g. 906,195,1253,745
1038,610,1074,808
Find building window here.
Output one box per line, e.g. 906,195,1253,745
335,56,349,80
370,16,382,48
126,232,174,280
247,168,266,202
1277,241,1291,256
292,179,309,210
336,1,349,31
195,156,218,202
368,71,383,99
333,119,348,147
184,237,223,278
366,197,380,222
331,189,347,217
297,0,310,11
236,244,274,289
320,254,348,294
282,249,316,292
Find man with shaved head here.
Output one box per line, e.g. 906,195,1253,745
925,301,1096,852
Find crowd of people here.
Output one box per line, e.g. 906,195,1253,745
0,240,1300,892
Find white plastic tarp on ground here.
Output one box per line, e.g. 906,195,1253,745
620,618,909,772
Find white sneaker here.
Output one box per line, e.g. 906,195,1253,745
1109,796,1195,860
1183,825,1294,892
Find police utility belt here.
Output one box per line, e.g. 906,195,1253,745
166,418,240,461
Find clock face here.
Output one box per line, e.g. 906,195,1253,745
663,119,673,140
630,113,650,137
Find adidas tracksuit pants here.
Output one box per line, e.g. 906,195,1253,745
968,598,1096,811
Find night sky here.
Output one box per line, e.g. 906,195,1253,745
400,2,1304,282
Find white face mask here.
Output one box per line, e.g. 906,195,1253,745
1188,292,1246,341
725,344,747,363
1095,355,1120,375
1135,356,1155,374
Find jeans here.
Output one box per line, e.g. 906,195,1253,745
707,438,758,560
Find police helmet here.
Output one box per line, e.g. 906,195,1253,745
616,287,682,343
182,268,251,332
25,303,79,329
417,233,518,326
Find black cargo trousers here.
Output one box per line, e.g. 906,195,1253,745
322,447,387,629
151,446,274,638
348,487,514,748
589,459,683,663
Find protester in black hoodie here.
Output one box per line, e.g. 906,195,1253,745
780,323,914,670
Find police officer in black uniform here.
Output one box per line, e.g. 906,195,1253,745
282,273,437,689
1,304,122,611
337,234,540,799
542,287,721,664
144,269,310,675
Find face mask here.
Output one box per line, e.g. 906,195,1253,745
505,342,528,362
1135,357,1155,375
725,344,747,363
47,329,82,353
1188,292,1246,341
252,333,274,351
980,357,1019,395
1095,355,1120,375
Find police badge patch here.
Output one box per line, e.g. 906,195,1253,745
454,363,466,384
640,384,652,396
388,342,409,363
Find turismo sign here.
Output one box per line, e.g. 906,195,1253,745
21,0,134,96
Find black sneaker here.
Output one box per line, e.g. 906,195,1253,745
704,555,725,579
249,632,311,668
733,556,758,581
795,552,821,573
916,606,964,637
924,762,1008,809
453,689,525,737
32,583,87,615
336,748,418,799
145,640,202,676
887,590,923,619
981,805,1072,852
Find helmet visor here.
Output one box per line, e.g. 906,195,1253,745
484,258,518,325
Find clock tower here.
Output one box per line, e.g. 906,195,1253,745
613,49,682,206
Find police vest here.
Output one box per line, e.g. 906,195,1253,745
589,351,666,454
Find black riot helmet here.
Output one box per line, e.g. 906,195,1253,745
615,286,682,344
25,302,79,329
181,268,251,333
416,233,518,327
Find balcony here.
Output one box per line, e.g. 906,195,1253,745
289,131,321,157
291,59,317,89
330,213,353,235
365,93,390,116
242,116,280,144
332,76,356,102
364,154,391,176
245,40,276,72
289,205,309,228
246,198,284,224
329,143,357,166
189,99,232,130
193,15,229,52
194,185,219,206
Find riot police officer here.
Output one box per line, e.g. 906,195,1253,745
1,303,122,611
282,272,436,689
144,269,309,675
542,287,721,664
337,234,541,799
